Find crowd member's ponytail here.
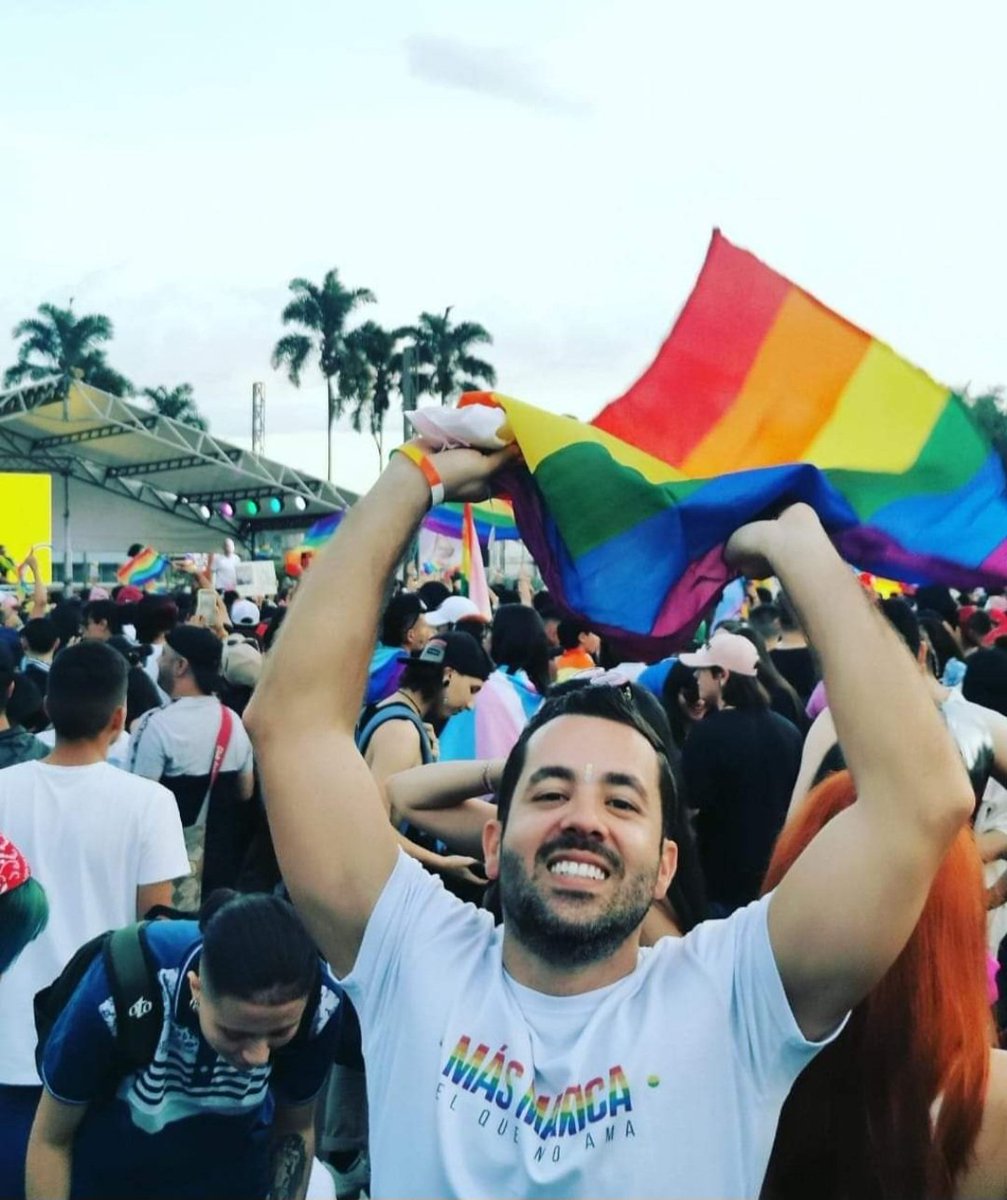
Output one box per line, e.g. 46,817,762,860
198,889,319,1004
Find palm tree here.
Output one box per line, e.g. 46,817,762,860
344,321,406,470
407,307,496,405
142,384,209,431
3,302,133,395
271,270,376,481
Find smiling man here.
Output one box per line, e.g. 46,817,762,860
246,442,973,1198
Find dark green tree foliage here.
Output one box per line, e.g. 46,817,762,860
406,307,496,405
271,270,376,481
4,303,133,396
142,383,208,431
965,389,1007,471
343,321,408,468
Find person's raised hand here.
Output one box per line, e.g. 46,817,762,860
724,502,821,579
411,440,520,504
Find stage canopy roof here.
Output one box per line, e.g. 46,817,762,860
0,376,356,540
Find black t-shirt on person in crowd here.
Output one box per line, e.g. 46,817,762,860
682,707,803,914
769,646,818,704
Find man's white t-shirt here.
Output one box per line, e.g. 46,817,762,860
212,552,242,592
35,727,131,770
343,853,841,1200
0,761,189,1084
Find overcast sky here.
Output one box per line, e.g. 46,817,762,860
2,0,1005,495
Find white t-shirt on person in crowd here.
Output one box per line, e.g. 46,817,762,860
212,552,242,592
0,761,189,1085
342,852,844,1200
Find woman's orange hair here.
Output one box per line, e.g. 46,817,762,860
760,770,993,1200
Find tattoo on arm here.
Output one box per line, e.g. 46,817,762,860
267,1133,308,1200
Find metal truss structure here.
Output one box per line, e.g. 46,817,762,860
0,377,355,540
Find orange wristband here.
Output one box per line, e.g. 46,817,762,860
394,444,445,508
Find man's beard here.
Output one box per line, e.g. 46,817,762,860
498,835,657,970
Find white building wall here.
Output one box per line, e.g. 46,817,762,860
50,475,245,579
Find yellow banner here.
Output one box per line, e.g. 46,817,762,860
0,474,52,583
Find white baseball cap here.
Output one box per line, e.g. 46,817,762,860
679,630,759,677
426,595,489,628
230,598,260,627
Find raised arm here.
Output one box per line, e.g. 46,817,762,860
386,759,504,858
244,443,511,974
19,552,48,620
726,505,974,1040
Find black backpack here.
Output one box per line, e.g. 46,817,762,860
34,920,165,1079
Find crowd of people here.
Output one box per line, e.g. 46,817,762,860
3,443,1007,1198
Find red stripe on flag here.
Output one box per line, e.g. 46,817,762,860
593,230,790,466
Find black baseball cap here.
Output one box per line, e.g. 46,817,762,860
399,632,493,680
166,625,223,672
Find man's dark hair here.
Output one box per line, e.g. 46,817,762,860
85,599,120,635
417,581,451,612
915,585,959,630
532,590,559,619
133,597,178,644
749,603,782,640
380,594,425,648
556,619,591,652
454,617,489,646
45,641,128,740
199,889,319,1004
495,684,678,839
879,597,922,659
399,658,447,703
22,618,59,655
964,610,995,648
48,601,83,649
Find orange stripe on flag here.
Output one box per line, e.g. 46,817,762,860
682,288,871,476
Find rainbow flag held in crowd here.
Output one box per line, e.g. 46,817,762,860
422,499,520,544
458,503,492,619
303,511,344,549
456,231,1007,655
116,546,169,587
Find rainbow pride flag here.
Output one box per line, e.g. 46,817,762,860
459,503,492,618
422,499,519,544
116,546,169,587
304,511,344,549
464,231,1007,655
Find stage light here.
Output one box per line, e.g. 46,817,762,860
267,497,282,514
240,499,260,517
197,504,212,520
293,496,308,512
219,501,234,518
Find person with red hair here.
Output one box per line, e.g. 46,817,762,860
761,769,1006,1200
